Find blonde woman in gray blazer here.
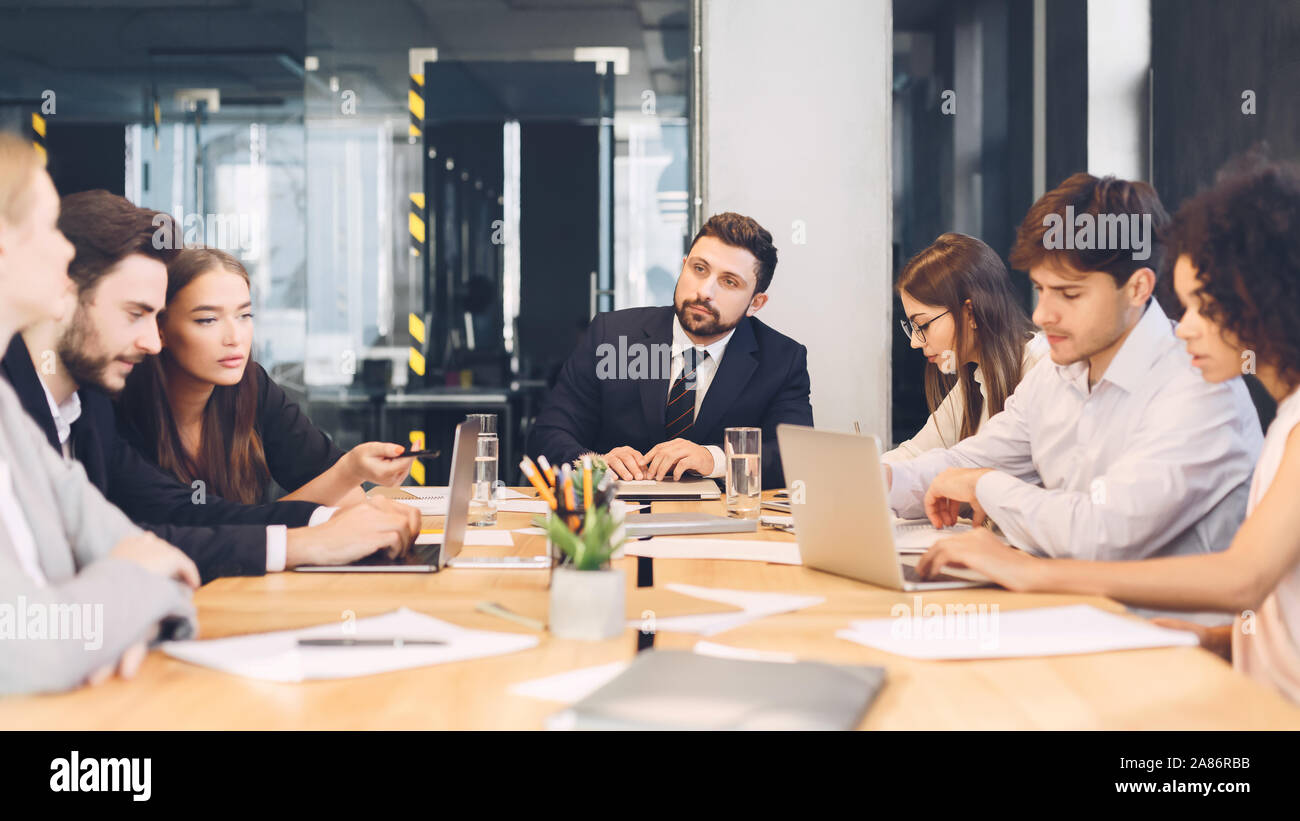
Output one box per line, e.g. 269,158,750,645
0,132,198,694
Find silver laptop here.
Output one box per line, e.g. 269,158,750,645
776,424,989,591
295,419,489,572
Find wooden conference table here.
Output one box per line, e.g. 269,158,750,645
4,488,1300,731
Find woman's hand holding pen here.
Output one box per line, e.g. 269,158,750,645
344,442,416,487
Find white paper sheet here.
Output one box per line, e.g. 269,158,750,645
692,640,797,663
623,537,802,565
835,603,1199,660
161,608,538,682
416,531,515,546
508,661,630,703
632,583,824,636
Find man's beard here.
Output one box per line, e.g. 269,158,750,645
675,298,738,338
57,309,130,395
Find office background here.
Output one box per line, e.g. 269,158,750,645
1,0,1297,482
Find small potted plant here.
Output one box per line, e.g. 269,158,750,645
535,456,627,640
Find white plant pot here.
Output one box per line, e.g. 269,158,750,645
549,566,626,641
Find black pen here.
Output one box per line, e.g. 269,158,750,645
296,637,447,647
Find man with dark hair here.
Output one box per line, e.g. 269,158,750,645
890,174,1262,618
529,211,812,488
3,190,419,583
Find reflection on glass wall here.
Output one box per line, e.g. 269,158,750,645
127,119,309,384
1,0,691,483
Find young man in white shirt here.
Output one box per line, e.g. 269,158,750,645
888,173,1262,578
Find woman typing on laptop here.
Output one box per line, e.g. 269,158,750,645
917,160,1300,703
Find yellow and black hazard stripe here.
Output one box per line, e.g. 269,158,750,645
408,191,427,379
29,111,46,165
409,73,424,140
408,429,426,486
407,309,427,485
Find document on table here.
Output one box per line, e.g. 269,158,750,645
622,537,802,565
416,531,515,546
509,641,798,704
892,518,972,553
509,661,631,704
161,608,538,682
836,604,1199,660
631,583,824,636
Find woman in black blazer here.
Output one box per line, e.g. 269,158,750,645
118,247,412,506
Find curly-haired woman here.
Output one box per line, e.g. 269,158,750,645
917,159,1300,704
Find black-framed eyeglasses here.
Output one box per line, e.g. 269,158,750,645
898,309,951,344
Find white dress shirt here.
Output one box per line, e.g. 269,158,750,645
41,385,337,572
39,380,82,460
888,301,1263,563
0,458,46,586
883,332,1050,462
667,315,736,478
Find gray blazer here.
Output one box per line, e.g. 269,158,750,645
0,377,196,694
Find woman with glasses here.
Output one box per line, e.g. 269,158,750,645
883,232,1046,463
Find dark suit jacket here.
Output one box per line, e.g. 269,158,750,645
118,361,345,502
528,306,813,488
1,335,321,583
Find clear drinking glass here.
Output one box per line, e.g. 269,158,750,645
466,413,498,526
724,427,762,519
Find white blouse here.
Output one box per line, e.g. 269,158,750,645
1233,386,1300,703
883,332,1049,464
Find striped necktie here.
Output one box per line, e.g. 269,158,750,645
665,347,708,439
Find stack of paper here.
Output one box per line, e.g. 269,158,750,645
623,537,802,565
161,608,539,682
836,604,1199,660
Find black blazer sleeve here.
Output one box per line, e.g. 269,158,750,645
138,522,270,584
527,311,609,465
254,363,347,495
759,342,814,488
107,430,320,528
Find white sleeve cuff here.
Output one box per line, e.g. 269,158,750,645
265,525,288,572
308,505,338,526
705,445,726,479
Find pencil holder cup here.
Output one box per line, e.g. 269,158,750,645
548,566,626,641
535,486,628,641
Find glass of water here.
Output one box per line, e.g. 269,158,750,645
466,413,498,526
724,427,762,519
